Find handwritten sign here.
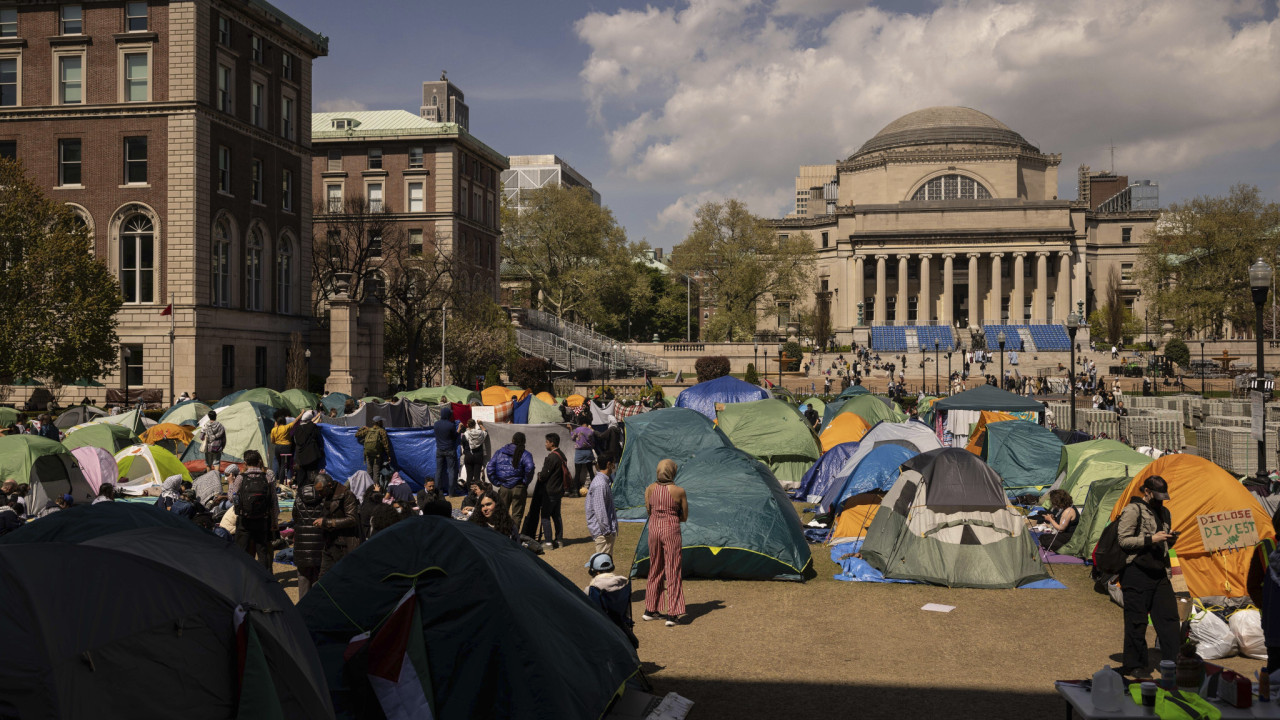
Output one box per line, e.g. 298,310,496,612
1197,508,1259,552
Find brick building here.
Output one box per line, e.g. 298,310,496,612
0,0,326,403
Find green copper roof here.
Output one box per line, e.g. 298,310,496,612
312,110,507,166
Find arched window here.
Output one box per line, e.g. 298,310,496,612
276,234,292,314
911,174,992,201
120,214,154,303
245,227,263,311
213,219,231,307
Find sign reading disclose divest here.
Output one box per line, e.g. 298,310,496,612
1197,509,1259,552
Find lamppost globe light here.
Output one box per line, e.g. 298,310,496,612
304,348,311,359
1251,257,1274,291
997,331,1006,346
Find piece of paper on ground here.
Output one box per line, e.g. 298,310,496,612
921,603,955,613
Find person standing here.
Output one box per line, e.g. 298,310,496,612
232,450,278,572
355,416,390,480
486,432,535,531
199,410,226,476
643,459,688,627
433,406,461,496
291,411,323,487
1116,475,1179,674
270,413,294,485
522,433,568,548
291,483,325,599
593,418,622,468
586,460,619,557
312,473,360,578
462,419,488,486
570,418,594,497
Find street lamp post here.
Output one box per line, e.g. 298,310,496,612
685,275,691,342
933,338,940,395
997,331,1007,390
1250,257,1273,474
946,351,952,394
754,342,759,378
1066,311,1081,432
120,345,132,401
304,348,311,392
777,341,784,388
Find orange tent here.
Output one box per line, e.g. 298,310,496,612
138,423,195,445
482,385,527,406
1110,455,1275,600
819,413,870,452
829,492,883,543
566,394,586,408
535,391,556,405
965,411,1019,455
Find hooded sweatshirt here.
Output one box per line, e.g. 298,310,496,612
434,406,459,454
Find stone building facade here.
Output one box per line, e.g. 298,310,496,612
770,106,1159,345
0,0,326,402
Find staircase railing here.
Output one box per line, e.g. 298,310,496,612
521,308,668,374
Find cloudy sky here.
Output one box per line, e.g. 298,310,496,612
278,0,1280,249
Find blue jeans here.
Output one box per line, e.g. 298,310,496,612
436,452,460,496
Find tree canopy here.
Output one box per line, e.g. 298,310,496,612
671,199,815,341
1138,184,1280,337
0,158,121,388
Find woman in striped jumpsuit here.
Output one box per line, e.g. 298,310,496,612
643,459,688,626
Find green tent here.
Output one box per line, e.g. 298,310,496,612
0,407,20,429
92,408,145,436
320,392,352,414
396,385,482,404
116,444,194,494
299,517,640,719
0,435,94,509
527,395,564,424
158,401,212,427
631,446,814,582
837,394,906,426
280,388,319,416
180,401,270,466
1052,439,1154,507
61,423,135,454
836,385,870,400
217,388,290,412
861,448,1049,588
800,397,826,417
614,408,732,520
1057,475,1132,560
980,419,1065,496
715,399,820,491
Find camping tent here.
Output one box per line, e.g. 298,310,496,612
933,385,1045,448
715,399,821,491
0,407,19,430
979,419,1065,496
1052,439,1154,507
794,441,859,502
835,394,908,426
631,446,815,581
0,435,94,509
180,401,271,469
61,423,135,454
1056,475,1132,560
158,400,212,427
116,444,193,495
70,445,117,494
54,405,105,429
0,504,333,719
535,391,555,405
674,375,769,420
613,407,732,520
819,412,870,451
92,408,145,436
395,385,481,405
281,388,320,416
861,448,1050,588
1111,455,1276,602
138,422,195,457
963,411,1019,454
828,444,920,545
482,385,525,406
566,394,586,408
298,517,638,720
800,397,826,419
526,394,564,424
820,421,942,511
320,392,352,414
215,387,291,412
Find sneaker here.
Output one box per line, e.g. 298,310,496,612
541,542,554,548
665,617,678,627
641,612,660,622
552,540,564,549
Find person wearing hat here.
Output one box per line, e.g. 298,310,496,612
586,552,639,647
355,416,391,480
1116,475,1178,675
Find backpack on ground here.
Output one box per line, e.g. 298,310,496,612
236,470,272,521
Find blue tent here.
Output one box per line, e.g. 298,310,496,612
830,444,919,509
793,441,859,502
512,394,531,424
317,424,438,491
674,376,769,420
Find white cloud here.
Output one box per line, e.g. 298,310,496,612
315,98,369,113
576,0,1280,242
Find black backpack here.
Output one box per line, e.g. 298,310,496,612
236,470,272,521
1092,500,1141,576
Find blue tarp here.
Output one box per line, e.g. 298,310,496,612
317,424,438,492
793,441,859,502
830,543,1066,588
513,394,530,424
831,444,918,508
674,376,769,420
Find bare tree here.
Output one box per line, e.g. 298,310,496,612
286,332,308,390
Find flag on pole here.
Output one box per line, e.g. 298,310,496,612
159,304,172,316
350,588,435,720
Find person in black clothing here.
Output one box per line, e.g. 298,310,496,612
1116,476,1178,675
593,420,622,467
804,405,820,431
521,433,569,548
291,412,324,487
415,478,442,513
1036,489,1079,552
358,482,386,540
291,484,325,599
460,479,487,517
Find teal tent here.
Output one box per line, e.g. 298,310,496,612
979,419,1065,496
281,388,320,416
320,393,352,414
631,446,814,582
932,384,1046,418
159,400,212,427
613,408,731,521
299,517,639,719
715,399,820,491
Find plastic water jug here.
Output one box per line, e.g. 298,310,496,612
1093,665,1124,711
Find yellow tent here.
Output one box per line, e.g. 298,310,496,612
819,412,870,452
566,394,586,408
482,385,527,406
965,411,1019,455
829,492,883,543
1111,455,1275,600
138,423,195,445
535,391,556,405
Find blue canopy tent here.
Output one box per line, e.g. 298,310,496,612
793,441,859,503
829,444,919,510
317,424,438,491
674,376,769,420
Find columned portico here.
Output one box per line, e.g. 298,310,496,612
967,252,981,328
941,253,955,326
1010,252,1026,324
918,254,932,323
852,255,865,325
1034,251,1050,322
896,255,909,324
874,255,888,324
989,253,1005,323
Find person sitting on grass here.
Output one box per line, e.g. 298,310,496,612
468,488,517,541
1037,489,1079,552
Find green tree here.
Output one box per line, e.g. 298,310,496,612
1138,184,1280,338
446,298,515,389
502,185,630,321
744,362,759,385
1164,337,1191,368
0,158,121,388
671,200,815,341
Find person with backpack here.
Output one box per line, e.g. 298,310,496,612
355,416,391,480
487,432,535,530
233,450,278,572
199,410,226,477
462,419,488,486
291,483,325,599
521,433,570,549
1114,475,1179,675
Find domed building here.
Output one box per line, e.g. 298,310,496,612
772,106,1158,351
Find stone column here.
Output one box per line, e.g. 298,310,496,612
1056,251,1072,322
874,254,887,325
1035,251,1050,322
967,252,981,327
1010,252,1026,324
852,255,865,326
918,254,932,323
990,252,1005,323
942,253,955,326
326,292,358,396
896,255,909,325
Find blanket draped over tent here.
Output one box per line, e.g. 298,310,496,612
317,425,439,491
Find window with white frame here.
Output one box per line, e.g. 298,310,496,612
409,146,423,168
125,1,146,31
58,138,81,185
281,169,292,212
217,15,230,45
60,4,81,34
123,52,148,101
367,182,382,212
367,147,382,170
212,219,230,306
281,52,293,81
123,136,147,184
250,81,264,127
59,55,82,104
326,183,341,212
120,214,154,303
276,235,292,314
407,182,423,212
217,146,231,193
251,158,263,202
911,174,993,201
250,34,262,63
280,95,294,140
0,57,16,106
0,8,16,37
245,228,263,310
1121,263,1134,282
216,64,232,113
408,229,423,256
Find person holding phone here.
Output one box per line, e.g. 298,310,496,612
1116,475,1179,676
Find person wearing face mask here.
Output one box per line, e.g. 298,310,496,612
1116,475,1178,675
